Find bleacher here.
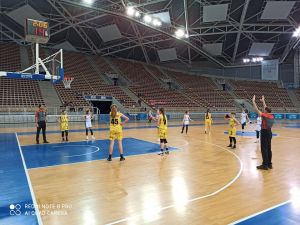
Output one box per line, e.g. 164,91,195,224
0,43,299,113
111,59,198,110
0,43,21,72
230,80,295,111
54,53,136,108
164,70,236,110
0,43,45,108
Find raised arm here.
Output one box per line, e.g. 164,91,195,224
261,95,267,109
252,95,263,116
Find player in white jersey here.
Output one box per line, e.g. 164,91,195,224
255,116,262,143
148,110,153,123
84,109,95,140
181,111,192,134
240,109,250,133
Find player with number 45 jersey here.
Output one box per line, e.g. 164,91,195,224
107,104,129,161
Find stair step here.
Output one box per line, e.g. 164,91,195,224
38,81,62,108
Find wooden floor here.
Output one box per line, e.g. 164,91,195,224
2,121,300,225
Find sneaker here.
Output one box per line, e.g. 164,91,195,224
86,136,89,140
165,150,169,155
120,157,125,161
268,164,273,169
36,141,39,144
227,144,232,147
92,136,95,140
44,141,49,144
62,138,65,142
232,145,236,149
107,157,112,161
66,137,69,142
256,165,268,170
158,151,164,156
254,140,259,143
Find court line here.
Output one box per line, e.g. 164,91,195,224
51,145,100,158
27,139,183,171
227,200,291,225
15,132,44,225
16,123,230,136
105,140,244,225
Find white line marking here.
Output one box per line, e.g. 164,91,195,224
52,145,100,158
15,132,44,225
227,200,291,225
105,140,244,225
28,140,184,170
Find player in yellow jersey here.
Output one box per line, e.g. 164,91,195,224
224,112,240,149
59,110,69,142
157,108,169,155
107,104,129,161
204,108,213,134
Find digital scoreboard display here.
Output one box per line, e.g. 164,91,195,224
25,19,50,44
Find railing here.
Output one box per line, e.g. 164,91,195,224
0,106,99,115
0,106,100,124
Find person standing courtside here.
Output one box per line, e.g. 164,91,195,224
35,104,49,144
252,95,274,170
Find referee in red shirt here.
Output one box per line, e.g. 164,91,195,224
252,95,274,170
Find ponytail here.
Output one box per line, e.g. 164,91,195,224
159,108,166,125
206,109,210,119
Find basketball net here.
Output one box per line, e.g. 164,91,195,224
62,76,74,89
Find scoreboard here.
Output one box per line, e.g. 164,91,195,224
25,19,50,44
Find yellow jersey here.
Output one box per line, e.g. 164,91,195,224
159,114,168,130
110,112,122,132
60,114,68,123
205,113,212,120
60,114,69,131
229,118,236,127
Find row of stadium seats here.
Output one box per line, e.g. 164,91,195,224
230,80,295,110
54,53,136,108
0,43,21,72
162,70,236,110
0,42,299,112
0,77,45,107
110,59,197,109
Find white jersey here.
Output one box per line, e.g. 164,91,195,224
241,112,247,124
183,114,190,125
85,114,92,128
255,116,262,131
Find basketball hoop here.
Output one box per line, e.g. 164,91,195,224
63,76,74,89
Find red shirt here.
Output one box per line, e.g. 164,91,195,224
261,113,274,130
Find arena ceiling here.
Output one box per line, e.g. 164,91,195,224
0,0,300,68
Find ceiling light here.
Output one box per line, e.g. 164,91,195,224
126,7,135,16
152,19,161,27
293,27,300,38
134,11,141,18
143,15,152,23
83,0,94,4
175,29,185,38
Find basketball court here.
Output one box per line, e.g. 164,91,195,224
1,0,300,224
1,120,300,225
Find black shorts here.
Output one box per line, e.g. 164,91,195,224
160,139,168,144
